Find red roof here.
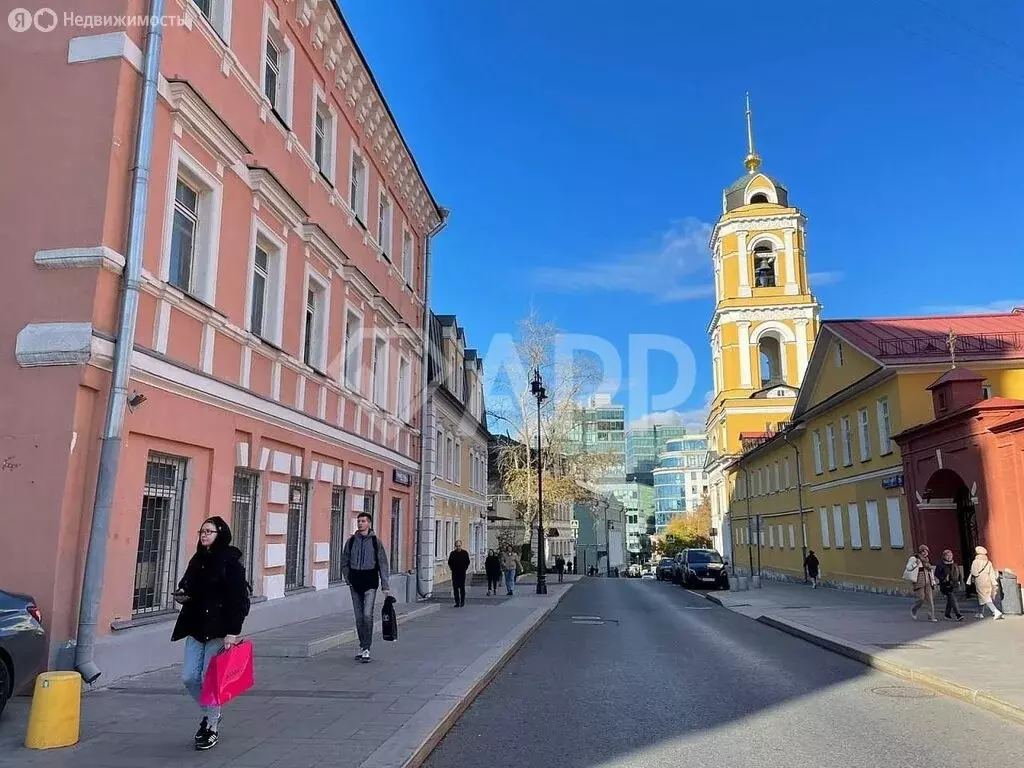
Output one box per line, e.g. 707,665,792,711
927,367,986,389
739,432,772,440
826,310,1024,365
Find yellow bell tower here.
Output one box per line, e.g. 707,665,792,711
705,95,821,555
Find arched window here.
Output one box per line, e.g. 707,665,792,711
750,192,769,204
753,245,776,287
759,335,784,387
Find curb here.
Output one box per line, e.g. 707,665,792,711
358,584,576,768
754,614,1024,727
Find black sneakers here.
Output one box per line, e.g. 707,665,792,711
194,716,220,750
194,717,209,745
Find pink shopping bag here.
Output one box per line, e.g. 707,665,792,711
199,640,255,707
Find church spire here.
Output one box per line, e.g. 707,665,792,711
744,92,761,174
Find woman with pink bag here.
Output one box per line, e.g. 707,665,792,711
171,516,250,751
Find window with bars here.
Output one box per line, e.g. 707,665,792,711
286,479,309,590
390,497,402,570
133,454,188,616
329,486,346,584
232,469,258,579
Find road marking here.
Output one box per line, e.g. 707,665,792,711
571,615,602,620
572,620,605,625
685,590,710,599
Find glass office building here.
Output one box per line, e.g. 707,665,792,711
626,425,690,474
568,394,626,484
653,436,710,532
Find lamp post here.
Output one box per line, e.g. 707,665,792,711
531,367,548,594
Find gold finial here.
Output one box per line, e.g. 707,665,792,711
947,329,958,369
744,92,762,174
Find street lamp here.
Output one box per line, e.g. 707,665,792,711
530,367,548,595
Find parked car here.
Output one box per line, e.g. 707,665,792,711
640,571,657,580
655,558,675,581
676,549,730,590
0,589,47,718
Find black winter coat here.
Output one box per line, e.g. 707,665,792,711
171,545,249,643
485,555,501,578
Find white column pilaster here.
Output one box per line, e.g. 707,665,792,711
737,321,752,389
737,231,751,297
784,229,798,294
795,318,810,383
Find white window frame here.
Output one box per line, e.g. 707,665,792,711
343,305,365,392
886,496,904,548
454,440,462,485
819,507,830,548
773,461,780,493
245,217,287,346
788,525,796,549
435,429,444,477
371,331,390,409
783,458,791,489
445,436,454,480
825,424,837,471
877,398,893,455
190,0,233,44
857,407,871,461
397,355,412,423
848,502,862,549
768,525,775,548
401,224,414,285
832,504,845,548
160,144,222,304
377,190,393,258
840,416,853,467
812,430,823,475
348,142,368,223
300,266,331,372
311,85,337,183
260,6,294,125
865,500,882,549
434,519,441,560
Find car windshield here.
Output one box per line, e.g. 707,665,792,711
688,551,723,564
659,558,673,565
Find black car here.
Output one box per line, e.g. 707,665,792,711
0,589,47,717
677,549,729,590
655,558,675,581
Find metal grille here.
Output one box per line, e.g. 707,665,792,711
286,479,309,590
133,454,187,616
877,332,1024,358
232,469,258,579
390,498,402,569
329,486,346,584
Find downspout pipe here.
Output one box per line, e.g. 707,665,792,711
783,427,808,582
74,3,165,685
415,208,449,599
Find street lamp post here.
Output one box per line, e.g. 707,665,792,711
531,368,548,595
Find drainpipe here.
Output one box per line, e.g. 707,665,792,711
743,467,754,580
783,427,808,582
414,208,449,599
74,3,165,685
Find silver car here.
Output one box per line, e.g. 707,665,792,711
0,589,47,718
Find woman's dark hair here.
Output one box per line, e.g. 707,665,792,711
198,515,233,553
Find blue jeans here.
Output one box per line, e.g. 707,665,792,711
350,587,377,650
504,569,516,594
183,637,224,727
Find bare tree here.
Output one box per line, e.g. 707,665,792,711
487,311,617,543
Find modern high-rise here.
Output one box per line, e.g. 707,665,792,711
607,476,655,558
569,394,626,484
653,436,711,532
626,425,690,474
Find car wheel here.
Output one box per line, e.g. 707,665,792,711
0,657,11,719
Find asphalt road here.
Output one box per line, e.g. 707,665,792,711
424,578,1024,768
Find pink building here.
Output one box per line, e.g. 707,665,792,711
1,0,445,682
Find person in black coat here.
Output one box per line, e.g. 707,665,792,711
484,550,502,596
171,515,249,751
447,541,472,607
804,550,820,589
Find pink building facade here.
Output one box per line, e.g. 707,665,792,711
0,0,444,679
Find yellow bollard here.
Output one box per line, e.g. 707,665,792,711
24,671,81,750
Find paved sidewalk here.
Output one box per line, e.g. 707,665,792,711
0,580,575,767
699,579,1024,722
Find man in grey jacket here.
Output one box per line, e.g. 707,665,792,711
341,512,391,662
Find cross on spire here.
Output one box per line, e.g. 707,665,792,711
946,328,958,369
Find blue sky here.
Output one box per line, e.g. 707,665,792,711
342,0,1024,427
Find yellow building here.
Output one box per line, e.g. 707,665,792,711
705,95,821,556
726,317,1024,593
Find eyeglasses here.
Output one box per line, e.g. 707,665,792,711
199,529,218,536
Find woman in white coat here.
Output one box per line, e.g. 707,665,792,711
968,546,1004,620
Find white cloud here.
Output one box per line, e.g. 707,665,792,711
630,391,714,434
918,299,1024,316
533,217,714,303
808,271,844,286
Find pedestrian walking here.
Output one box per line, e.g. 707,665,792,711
567,559,574,575
968,546,1004,620
555,555,565,583
341,511,392,662
902,544,937,622
500,547,521,596
934,549,964,621
448,540,471,607
171,516,250,751
485,549,501,596
804,550,820,588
